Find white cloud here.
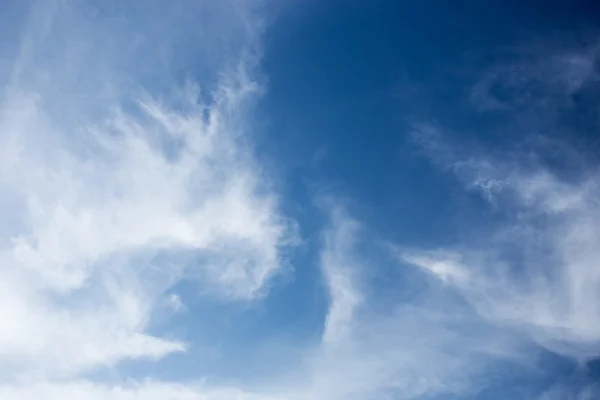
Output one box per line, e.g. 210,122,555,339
319,205,363,345
408,127,600,362
398,33,600,395
298,205,523,400
0,0,292,382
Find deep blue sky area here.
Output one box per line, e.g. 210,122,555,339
260,0,600,248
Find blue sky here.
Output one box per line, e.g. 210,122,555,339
1,0,600,399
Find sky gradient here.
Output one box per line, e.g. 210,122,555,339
1,0,600,399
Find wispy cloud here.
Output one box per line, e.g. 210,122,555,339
401,140,600,360
469,38,600,113
0,0,292,384
290,204,524,400
319,205,363,345
406,37,600,365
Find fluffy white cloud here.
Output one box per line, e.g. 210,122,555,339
0,0,292,382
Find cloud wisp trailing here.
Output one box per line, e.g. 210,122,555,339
290,204,525,400
405,129,600,361
405,38,600,367
0,0,293,385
